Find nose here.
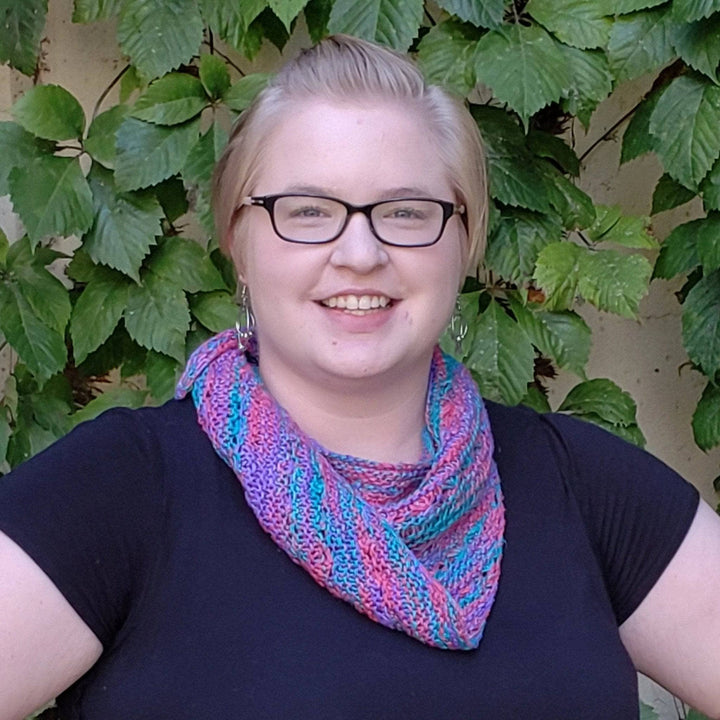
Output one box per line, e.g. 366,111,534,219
328,211,389,274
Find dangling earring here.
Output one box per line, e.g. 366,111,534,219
235,284,255,350
450,297,467,353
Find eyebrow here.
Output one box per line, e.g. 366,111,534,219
281,184,437,200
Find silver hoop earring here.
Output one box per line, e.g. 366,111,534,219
235,285,256,350
450,298,467,353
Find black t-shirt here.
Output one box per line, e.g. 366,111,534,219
0,398,698,719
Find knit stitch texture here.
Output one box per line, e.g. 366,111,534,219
176,329,505,650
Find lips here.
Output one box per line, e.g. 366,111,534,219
320,294,392,310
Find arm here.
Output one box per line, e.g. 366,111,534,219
619,499,720,719
0,531,102,720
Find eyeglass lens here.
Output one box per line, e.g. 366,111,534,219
272,196,446,246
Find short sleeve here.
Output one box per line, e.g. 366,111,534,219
0,408,166,648
540,413,699,625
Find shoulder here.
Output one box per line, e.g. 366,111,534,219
484,400,699,623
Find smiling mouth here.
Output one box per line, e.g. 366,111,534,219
320,294,393,315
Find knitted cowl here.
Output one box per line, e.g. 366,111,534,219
176,329,505,650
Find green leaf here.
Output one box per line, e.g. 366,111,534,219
189,290,237,332
0,284,66,383
146,350,181,403
0,0,47,75
327,0,424,51
559,46,613,128
304,0,332,42
654,219,701,278
7,399,60,467
23,376,73,440
701,158,720,211
124,271,190,361
147,237,226,293
84,166,163,281
671,16,720,83
12,85,85,141
72,0,123,22
0,121,54,196
649,74,720,190
509,296,591,377
621,90,661,163
119,65,144,104
472,106,551,213
70,387,148,428
67,249,123,284
0,229,8,268
527,0,612,49
183,122,228,187
520,385,552,413
435,0,506,29
84,105,129,169
533,241,584,310
267,0,307,30
682,269,720,376
639,700,660,720
587,205,657,248
615,0,667,10
8,155,93,248
466,299,535,405
578,249,652,318
199,54,231,99
574,411,646,447
115,116,201,191
75,325,143,377
154,176,190,223
199,0,266,56
672,0,720,21
542,168,597,231
0,411,10,467
528,130,580,176
695,212,720,273
416,20,479,97
485,210,560,283
608,7,674,83
474,23,571,127
118,0,204,80
70,275,131,364
559,378,638,426
132,73,208,125
651,173,697,214
6,237,71,336
222,73,272,112
693,381,720,450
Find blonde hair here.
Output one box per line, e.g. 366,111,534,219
213,34,488,276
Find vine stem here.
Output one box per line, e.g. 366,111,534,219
91,64,131,122
202,41,245,76
576,102,641,164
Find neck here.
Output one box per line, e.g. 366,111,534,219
257,360,431,464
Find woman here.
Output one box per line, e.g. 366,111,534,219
1,35,719,720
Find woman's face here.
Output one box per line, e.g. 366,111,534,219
232,98,466,391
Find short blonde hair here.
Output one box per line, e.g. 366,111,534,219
213,34,488,276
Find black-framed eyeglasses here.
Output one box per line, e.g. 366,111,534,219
239,194,465,247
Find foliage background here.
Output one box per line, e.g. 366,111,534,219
0,0,718,504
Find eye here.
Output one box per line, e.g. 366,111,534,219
381,202,429,222
289,205,330,218
388,207,426,220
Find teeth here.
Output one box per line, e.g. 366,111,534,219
321,294,391,310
